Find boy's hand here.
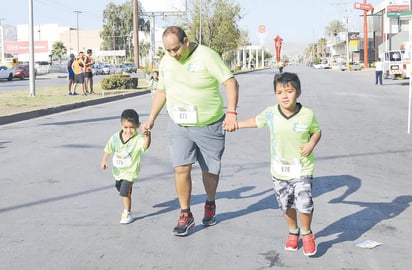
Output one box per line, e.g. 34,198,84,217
101,161,108,169
300,143,314,157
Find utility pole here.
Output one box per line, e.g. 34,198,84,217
74,10,82,54
199,0,202,44
0,18,5,61
363,0,368,68
29,0,35,96
133,0,139,67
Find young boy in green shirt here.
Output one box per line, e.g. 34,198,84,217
238,72,321,256
101,109,151,224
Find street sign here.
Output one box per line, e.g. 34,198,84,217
387,12,402,17
399,11,412,18
354,2,373,11
258,25,265,33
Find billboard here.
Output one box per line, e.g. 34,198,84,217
140,0,186,13
4,41,49,55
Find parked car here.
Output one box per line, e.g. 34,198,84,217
101,64,112,75
313,62,330,69
91,64,103,75
339,62,362,71
115,64,127,74
14,64,37,80
0,65,14,81
123,62,137,73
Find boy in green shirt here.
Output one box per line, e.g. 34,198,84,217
238,72,321,256
101,109,151,224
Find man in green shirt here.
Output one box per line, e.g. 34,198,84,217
142,26,239,236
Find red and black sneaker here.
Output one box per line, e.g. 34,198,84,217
172,212,195,236
202,203,216,226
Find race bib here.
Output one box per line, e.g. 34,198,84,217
173,106,198,124
112,154,132,168
273,158,302,179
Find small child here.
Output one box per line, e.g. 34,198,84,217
149,70,159,96
101,109,151,224
238,72,321,256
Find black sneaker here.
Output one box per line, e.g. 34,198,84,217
202,203,216,226
172,212,195,236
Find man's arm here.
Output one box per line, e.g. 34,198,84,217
141,89,166,133
222,77,239,132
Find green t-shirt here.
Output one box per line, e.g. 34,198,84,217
255,104,321,180
158,44,234,126
104,131,147,182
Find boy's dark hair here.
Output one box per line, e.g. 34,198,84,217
273,72,301,93
121,109,139,124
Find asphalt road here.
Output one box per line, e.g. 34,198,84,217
0,66,411,270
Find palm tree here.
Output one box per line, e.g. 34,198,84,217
50,41,67,63
325,19,346,38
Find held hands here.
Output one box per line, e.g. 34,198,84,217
222,112,239,132
141,121,154,136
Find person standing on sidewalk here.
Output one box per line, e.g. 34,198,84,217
238,72,321,256
142,26,239,236
101,109,151,224
375,58,383,86
66,53,75,95
84,49,95,94
71,51,86,95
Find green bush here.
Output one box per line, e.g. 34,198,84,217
101,74,138,90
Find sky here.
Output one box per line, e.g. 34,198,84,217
2,0,382,55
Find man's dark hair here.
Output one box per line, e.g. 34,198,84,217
273,72,301,93
162,26,187,43
121,109,139,124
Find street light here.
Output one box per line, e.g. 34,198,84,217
74,10,82,53
346,17,350,71
69,27,76,55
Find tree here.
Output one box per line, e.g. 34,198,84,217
50,41,67,63
100,2,147,57
324,19,346,37
180,0,243,56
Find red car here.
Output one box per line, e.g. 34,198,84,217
14,65,37,80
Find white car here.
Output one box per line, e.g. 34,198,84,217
0,65,14,81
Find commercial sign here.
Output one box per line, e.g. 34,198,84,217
4,41,49,55
140,0,186,13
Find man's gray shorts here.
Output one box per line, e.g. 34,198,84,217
272,176,314,214
167,117,225,175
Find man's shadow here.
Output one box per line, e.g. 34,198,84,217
312,176,412,257
138,186,275,224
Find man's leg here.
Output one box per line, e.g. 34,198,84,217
202,171,219,201
175,164,192,210
173,164,195,236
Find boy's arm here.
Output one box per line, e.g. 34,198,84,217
101,152,110,169
238,117,258,128
143,132,151,150
300,131,321,157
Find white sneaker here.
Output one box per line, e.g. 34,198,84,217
120,210,133,224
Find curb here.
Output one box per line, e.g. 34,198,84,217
0,89,151,125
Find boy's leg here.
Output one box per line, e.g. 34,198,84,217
122,194,132,212
119,181,133,224
295,176,316,256
285,208,298,231
299,212,313,233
